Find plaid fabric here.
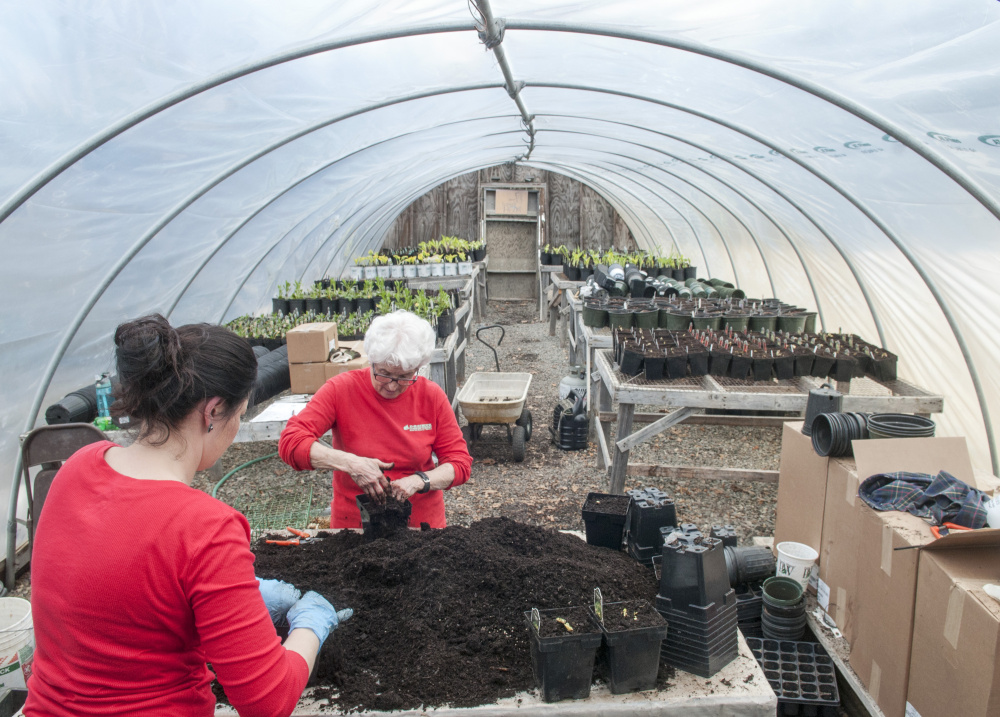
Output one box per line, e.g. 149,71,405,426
858,471,989,529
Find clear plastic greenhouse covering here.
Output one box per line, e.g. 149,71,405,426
3,0,1000,557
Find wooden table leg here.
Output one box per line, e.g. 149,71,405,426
608,402,635,494
596,375,613,468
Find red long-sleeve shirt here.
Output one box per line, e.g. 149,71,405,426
279,369,472,528
23,441,308,717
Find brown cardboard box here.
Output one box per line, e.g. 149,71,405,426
816,455,875,644
906,539,1000,717
286,322,338,364
325,339,369,378
774,421,831,556
847,437,977,717
289,362,329,395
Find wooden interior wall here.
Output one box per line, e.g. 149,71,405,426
380,166,636,250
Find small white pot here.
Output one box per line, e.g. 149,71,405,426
429,263,445,277
416,263,432,278
363,266,378,280
390,265,404,279
402,264,418,278
458,261,473,275
376,265,391,279
348,266,363,282
443,263,458,277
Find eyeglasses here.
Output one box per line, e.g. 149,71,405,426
372,369,418,386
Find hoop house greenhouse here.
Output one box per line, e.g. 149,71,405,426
3,0,1000,711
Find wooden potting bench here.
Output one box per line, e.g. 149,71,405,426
591,348,946,493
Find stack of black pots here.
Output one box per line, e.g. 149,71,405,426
761,577,806,641
655,525,739,677
623,488,676,565
810,411,869,457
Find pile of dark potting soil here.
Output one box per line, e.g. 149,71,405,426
250,517,658,712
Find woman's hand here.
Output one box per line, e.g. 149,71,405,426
390,474,424,501
346,455,393,503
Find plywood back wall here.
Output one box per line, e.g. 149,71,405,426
381,165,636,251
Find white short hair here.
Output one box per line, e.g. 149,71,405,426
364,310,436,372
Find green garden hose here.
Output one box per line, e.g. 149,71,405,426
211,451,279,498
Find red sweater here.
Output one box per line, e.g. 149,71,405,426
23,441,308,717
279,369,472,528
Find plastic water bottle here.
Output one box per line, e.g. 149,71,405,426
95,373,113,418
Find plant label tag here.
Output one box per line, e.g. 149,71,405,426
594,587,604,624
530,607,540,633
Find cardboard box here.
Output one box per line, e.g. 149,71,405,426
816,455,875,644
774,421,831,556
906,539,1000,717
289,362,329,395
286,322,338,364
847,437,977,717
325,339,369,379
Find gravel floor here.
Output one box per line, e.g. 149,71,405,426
7,299,782,599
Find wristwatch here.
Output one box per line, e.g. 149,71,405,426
415,471,431,494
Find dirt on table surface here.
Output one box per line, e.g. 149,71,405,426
248,517,659,712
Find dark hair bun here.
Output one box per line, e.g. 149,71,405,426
113,314,256,444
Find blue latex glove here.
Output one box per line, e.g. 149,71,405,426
286,591,353,648
256,577,301,624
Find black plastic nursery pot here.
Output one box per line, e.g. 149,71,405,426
272,297,289,315
688,348,709,377
708,349,731,377
773,352,795,380
356,297,375,314
473,247,487,262
752,356,774,381
287,298,306,315
683,266,697,280
593,600,669,694
525,606,603,703
665,352,687,379
633,308,659,330
607,309,634,330
620,346,644,376
305,297,323,314
581,492,630,550
437,309,456,338
582,303,609,328
563,262,581,281
811,353,836,378
792,349,815,377
729,354,751,380
643,353,665,381
320,297,336,316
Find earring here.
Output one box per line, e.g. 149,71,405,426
208,423,214,433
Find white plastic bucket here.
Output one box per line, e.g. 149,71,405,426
0,597,34,690
775,541,818,590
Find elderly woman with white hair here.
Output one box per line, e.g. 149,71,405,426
279,310,472,528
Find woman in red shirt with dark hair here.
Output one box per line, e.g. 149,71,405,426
24,314,349,717
279,310,472,528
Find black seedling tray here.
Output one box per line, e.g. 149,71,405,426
746,637,840,716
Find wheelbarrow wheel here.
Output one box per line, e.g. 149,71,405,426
512,425,527,462
515,409,533,442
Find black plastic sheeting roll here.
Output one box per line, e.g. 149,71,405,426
251,345,289,407
45,382,101,425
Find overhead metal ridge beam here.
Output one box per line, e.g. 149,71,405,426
472,1,536,160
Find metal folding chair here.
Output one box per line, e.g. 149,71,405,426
5,423,105,590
